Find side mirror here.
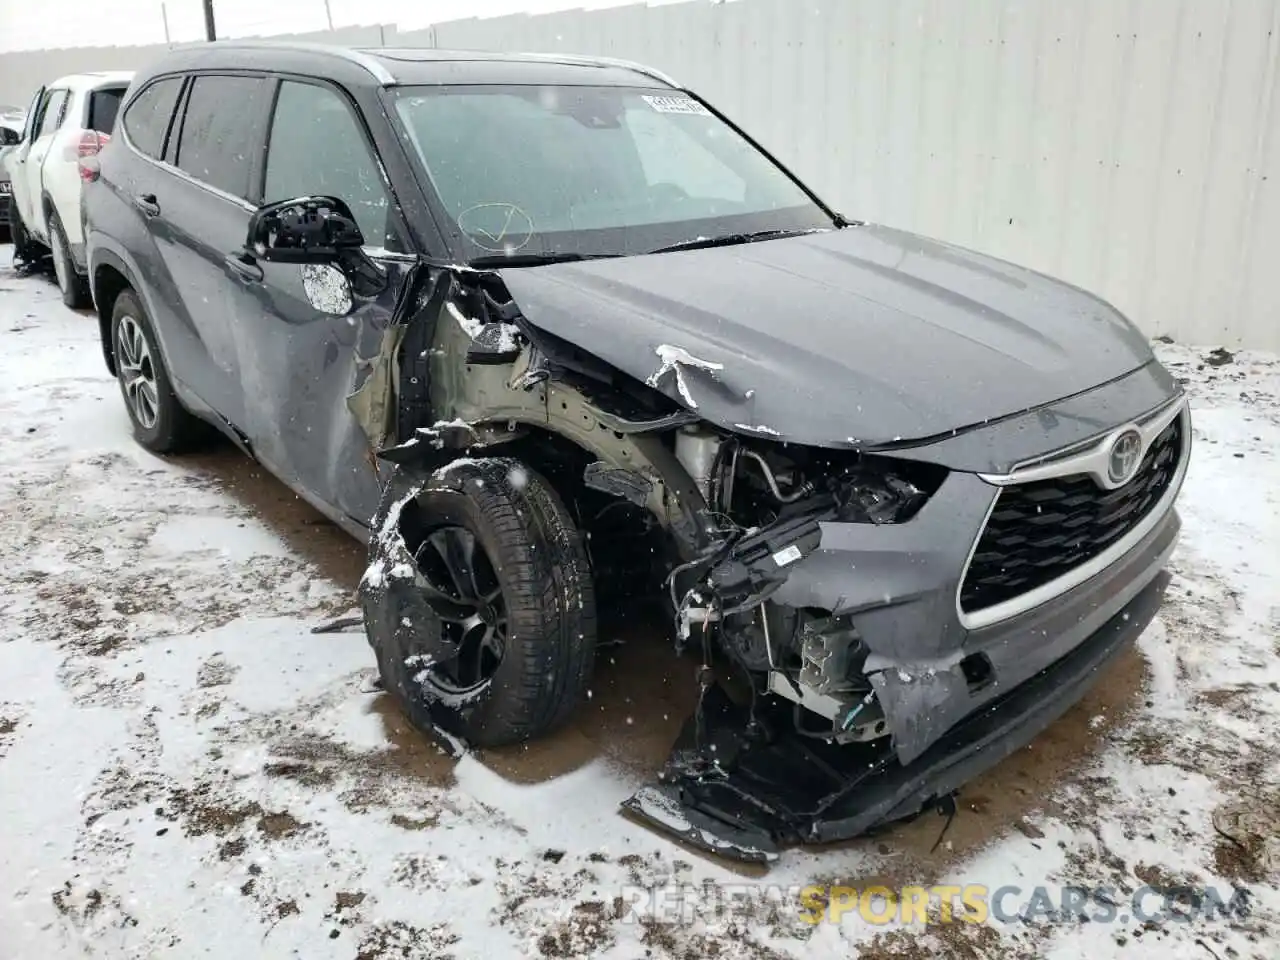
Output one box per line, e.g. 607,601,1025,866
246,196,365,264
0,127,20,147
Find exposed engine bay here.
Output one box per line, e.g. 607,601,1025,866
357,255,1183,863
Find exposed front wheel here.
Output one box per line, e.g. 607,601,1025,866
366,458,598,747
7,195,40,263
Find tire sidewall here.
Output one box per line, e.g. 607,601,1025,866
406,479,548,736
50,217,71,299
110,291,181,450
49,212,88,308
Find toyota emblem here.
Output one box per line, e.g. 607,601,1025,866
1107,429,1144,486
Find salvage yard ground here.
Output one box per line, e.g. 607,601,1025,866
1,244,1278,958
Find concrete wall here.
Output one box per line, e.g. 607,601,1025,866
3,0,1277,349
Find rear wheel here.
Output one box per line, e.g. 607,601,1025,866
49,211,91,308
110,289,206,453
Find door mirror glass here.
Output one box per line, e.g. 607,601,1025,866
301,263,354,315
0,127,20,147
246,196,365,264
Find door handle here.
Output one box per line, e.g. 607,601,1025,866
134,193,160,217
225,252,263,283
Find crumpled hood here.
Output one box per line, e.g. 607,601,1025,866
498,224,1154,448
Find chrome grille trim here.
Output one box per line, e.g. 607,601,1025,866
956,397,1191,631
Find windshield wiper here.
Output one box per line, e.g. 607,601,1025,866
645,228,821,255
467,251,621,268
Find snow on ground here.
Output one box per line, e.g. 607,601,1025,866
0,246,1277,959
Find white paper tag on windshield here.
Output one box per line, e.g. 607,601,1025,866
641,95,712,116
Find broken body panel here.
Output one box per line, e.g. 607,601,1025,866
355,229,1188,860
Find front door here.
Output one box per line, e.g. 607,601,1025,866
19,87,66,239
234,78,411,531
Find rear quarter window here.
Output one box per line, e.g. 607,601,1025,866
173,75,271,200
88,87,126,135
122,78,184,160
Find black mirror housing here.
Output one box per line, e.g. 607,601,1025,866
247,196,365,264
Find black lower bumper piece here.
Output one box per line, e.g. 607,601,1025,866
623,572,1170,862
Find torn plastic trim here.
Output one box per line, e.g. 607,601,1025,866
624,571,1169,860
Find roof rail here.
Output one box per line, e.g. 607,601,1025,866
517,52,680,88
211,40,396,85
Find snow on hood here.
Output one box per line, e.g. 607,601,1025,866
498,224,1155,448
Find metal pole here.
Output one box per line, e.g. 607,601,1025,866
323,0,334,31
160,1,172,43
202,0,217,41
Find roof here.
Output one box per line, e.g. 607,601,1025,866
46,71,135,91
133,41,678,91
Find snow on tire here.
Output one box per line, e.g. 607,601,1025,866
360,457,597,748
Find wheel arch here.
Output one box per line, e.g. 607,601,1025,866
89,250,139,375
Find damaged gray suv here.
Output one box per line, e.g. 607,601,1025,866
84,42,1189,860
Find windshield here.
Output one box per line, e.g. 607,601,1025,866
391,84,835,261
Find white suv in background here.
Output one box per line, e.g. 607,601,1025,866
4,71,133,307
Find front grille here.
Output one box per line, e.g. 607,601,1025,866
960,416,1183,614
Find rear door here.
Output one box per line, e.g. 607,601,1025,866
151,73,273,430
237,77,411,528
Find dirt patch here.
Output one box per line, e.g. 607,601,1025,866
1212,792,1280,884
325,890,368,928
862,922,1027,960
164,786,264,837
535,900,615,957
196,653,237,688
275,899,300,919
0,711,19,759
263,759,337,788
354,920,459,960
257,811,304,839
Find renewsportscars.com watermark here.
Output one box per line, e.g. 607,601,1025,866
617,883,1252,926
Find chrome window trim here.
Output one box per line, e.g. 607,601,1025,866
957,399,1191,631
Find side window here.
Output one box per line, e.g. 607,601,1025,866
122,78,183,160
88,87,126,135
20,86,44,142
37,90,68,138
174,75,271,200
264,80,396,250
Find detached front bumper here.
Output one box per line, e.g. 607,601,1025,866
626,516,1175,860
625,399,1187,861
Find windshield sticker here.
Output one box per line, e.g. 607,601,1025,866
641,95,712,116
